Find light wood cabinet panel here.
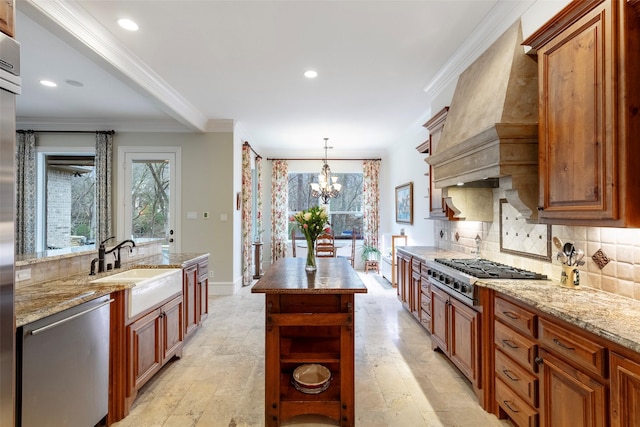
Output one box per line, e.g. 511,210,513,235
524,0,640,226
0,0,14,37
610,352,640,427
538,348,607,427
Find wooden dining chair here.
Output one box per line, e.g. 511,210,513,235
346,229,356,268
315,231,336,257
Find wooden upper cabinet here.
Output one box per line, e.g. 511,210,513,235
0,0,14,37
524,0,640,227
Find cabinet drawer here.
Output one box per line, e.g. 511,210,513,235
420,310,431,330
412,259,422,274
495,297,536,338
197,260,208,278
495,320,538,371
421,282,430,296
496,378,538,427
421,262,430,277
495,349,538,407
538,318,606,378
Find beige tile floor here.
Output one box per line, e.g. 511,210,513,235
112,272,512,427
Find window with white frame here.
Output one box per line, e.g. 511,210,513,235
288,172,363,239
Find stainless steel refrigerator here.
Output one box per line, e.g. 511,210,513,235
0,31,20,427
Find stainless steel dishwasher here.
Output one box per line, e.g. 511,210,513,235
18,295,112,427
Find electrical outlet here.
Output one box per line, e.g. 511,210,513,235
16,268,31,282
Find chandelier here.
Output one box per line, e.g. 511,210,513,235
310,138,342,203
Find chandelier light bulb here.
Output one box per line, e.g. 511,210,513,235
310,138,341,203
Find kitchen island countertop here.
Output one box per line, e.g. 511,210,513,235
16,252,208,327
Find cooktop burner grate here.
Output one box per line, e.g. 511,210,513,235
434,258,547,280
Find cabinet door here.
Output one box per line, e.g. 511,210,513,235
410,269,421,318
0,0,14,37
539,349,607,427
431,286,449,353
449,297,478,382
162,296,183,359
198,276,209,323
610,352,640,427
536,1,613,221
128,309,162,391
183,264,198,337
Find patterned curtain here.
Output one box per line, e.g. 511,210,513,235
363,159,381,249
95,132,113,244
255,155,263,272
241,143,253,286
16,131,36,254
270,160,288,262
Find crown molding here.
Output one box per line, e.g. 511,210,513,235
21,0,209,132
423,0,535,101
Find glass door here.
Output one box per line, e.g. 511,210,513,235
119,148,181,253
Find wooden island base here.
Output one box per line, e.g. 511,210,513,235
252,258,367,427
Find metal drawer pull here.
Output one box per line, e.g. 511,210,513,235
502,369,519,382
502,339,519,349
29,299,114,335
503,311,519,320
552,338,575,351
503,401,519,413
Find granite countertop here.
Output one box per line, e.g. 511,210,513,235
478,278,640,354
16,253,208,327
394,246,640,354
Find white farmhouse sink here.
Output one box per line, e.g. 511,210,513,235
91,268,182,317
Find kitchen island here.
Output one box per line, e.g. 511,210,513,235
252,257,367,427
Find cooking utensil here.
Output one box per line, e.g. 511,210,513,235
574,249,585,266
563,242,574,264
552,236,564,251
557,251,568,264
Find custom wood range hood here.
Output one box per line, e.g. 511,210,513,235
426,20,539,221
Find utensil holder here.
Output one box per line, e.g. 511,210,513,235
560,265,580,288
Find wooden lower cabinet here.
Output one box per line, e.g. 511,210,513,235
197,259,209,324
127,294,183,395
538,348,607,427
183,263,199,337
610,352,640,427
431,285,478,384
396,251,411,309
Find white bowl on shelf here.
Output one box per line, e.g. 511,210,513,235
292,364,331,394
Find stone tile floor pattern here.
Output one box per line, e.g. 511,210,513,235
112,272,511,427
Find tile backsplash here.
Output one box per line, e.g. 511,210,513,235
435,191,640,301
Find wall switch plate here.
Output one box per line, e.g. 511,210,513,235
187,211,197,219
209,271,214,279
16,268,31,282
220,213,228,221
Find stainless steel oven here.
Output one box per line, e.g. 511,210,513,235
426,258,547,307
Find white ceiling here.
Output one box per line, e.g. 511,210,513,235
14,0,532,158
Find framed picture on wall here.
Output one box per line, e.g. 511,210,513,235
395,182,413,224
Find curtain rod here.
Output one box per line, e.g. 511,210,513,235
243,141,262,159
17,130,115,135
267,157,381,161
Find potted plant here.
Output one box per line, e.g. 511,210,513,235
361,244,382,262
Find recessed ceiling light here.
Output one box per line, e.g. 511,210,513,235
304,70,318,79
117,18,139,31
40,80,57,87
65,79,84,87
